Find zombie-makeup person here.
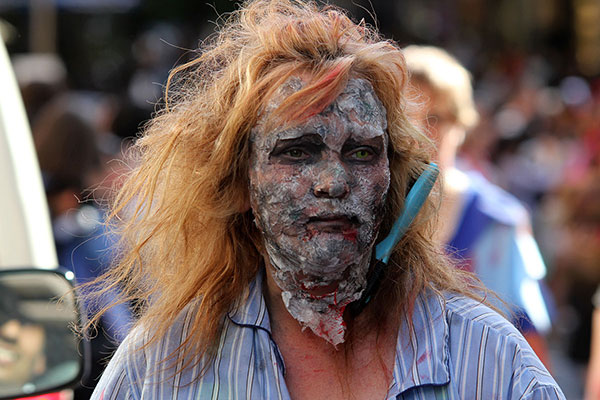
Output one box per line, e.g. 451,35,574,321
249,77,390,346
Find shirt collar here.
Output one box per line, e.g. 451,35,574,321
227,268,272,333
228,271,451,394
389,290,451,396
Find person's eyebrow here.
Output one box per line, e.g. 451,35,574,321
343,136,385,151
270,133,323,154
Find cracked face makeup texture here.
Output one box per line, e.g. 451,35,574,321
249,77,390,346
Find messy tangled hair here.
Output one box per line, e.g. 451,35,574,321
85,0,481,372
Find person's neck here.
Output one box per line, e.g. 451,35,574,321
262,262,379,352
262,262,398,400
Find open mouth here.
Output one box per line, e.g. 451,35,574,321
0,345,18,366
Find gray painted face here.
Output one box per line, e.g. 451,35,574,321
249,77,390,345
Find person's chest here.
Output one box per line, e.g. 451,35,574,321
273,328,397,400
283,357,393,400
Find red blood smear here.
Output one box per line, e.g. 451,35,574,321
417,351,429,364
342,229,357,242
302,228,317,242
317,320,330,337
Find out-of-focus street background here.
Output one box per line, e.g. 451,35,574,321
1,0,598,398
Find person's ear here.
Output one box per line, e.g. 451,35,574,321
237,188,251,213
239,198,251,213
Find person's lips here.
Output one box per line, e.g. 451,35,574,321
307,215,358,232
305,215,359,241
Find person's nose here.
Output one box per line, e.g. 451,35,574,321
313,157,350,199
0,319,21,343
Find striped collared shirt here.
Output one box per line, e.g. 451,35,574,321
93,272,565,399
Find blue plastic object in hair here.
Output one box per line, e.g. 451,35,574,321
375,162,440,263
348,162,439,316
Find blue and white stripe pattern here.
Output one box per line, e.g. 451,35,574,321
93,272,565,399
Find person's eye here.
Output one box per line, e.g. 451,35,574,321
278,147,311,161
347,147,375,161
354,149,371,159
285,148,306,158
270,139,321,163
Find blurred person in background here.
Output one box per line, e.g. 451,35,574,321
0,282,79,397
404,45,553,367
526,78,600,396
32,95,132,398
88,97,151,205
548,156,600,399
0,284,47,394
11,53,67,126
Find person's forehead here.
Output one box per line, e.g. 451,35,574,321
333,78,387,128
253,77,388,143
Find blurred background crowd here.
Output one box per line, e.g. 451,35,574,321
1,0,598,398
